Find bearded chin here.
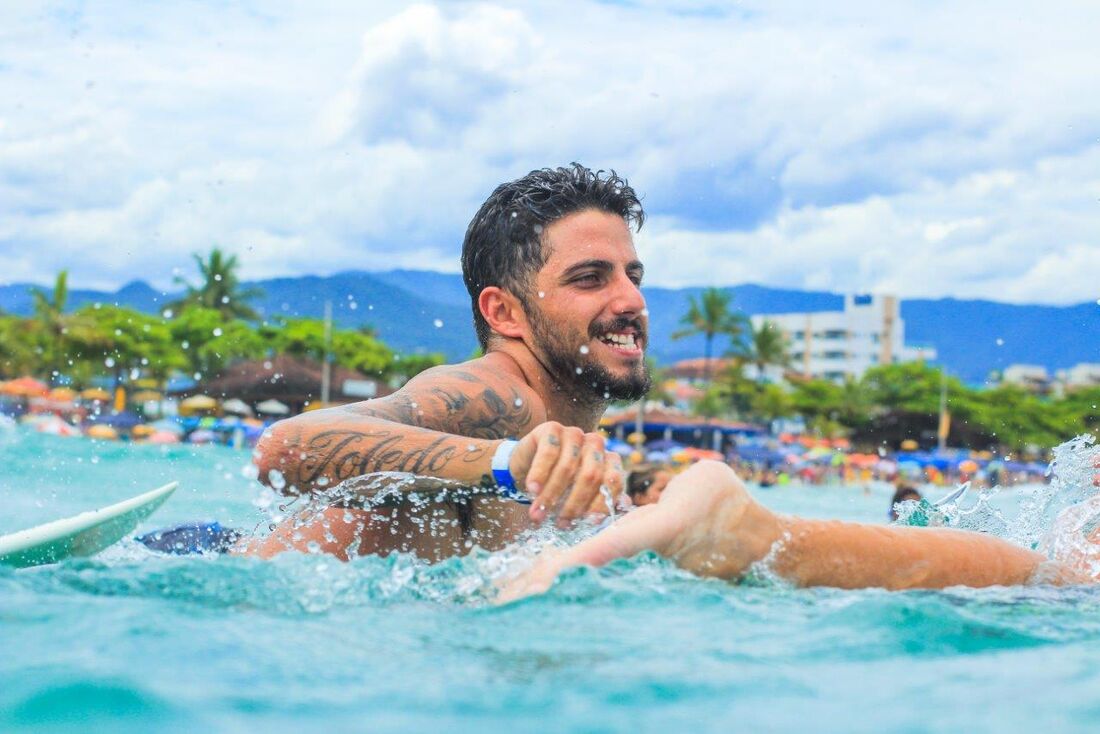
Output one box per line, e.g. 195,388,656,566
585,360,651,402
526,301,651,402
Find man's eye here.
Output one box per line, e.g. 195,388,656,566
575,273,601,285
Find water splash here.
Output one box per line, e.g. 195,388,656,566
896,434,1099,570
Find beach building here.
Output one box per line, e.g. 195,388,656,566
1001,364,1052,393
186,354,392,415
751,294,935,382
1058,363,1100,390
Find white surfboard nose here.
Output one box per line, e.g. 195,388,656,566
0,481,179,568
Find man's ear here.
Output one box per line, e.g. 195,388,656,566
478,286,527,341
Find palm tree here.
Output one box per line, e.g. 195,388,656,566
672,287,748,382
31,271,74,383
732,319,790,383
31,270,69,335
170,248,263,320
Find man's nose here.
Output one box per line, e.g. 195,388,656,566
610,274,646,316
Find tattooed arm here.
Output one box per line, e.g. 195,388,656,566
253,359,544,498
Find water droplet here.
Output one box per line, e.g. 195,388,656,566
214,274,223,281
267,469,287,490
579,345,589,354
510,211,518,218
575,367,583,374
181,340,190,349
221,295,229,304
995,338,1004,346
433,319,443,328
533,224,543,234
162,309,174,318
538,291,545,298
514,397,523,407
104,357,115,368
212,327,223,337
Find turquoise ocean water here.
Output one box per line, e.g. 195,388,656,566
3,427,1100,733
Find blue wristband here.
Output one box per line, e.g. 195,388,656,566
491,439,530,504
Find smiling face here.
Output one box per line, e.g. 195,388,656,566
522,208,651,401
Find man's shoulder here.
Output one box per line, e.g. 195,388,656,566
405,354,527,391
362,355,545,439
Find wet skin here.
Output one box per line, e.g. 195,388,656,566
249,209,648,560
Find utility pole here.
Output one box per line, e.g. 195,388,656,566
937,369,949,451
321,299,332,407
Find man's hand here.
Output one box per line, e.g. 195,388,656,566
508,421,624,526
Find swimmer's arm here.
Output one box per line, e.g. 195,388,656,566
761,518,1062,589
253,363,543,496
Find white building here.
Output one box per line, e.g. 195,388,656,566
751,294,936,382
1059,363,1100,389
1002,364,1051,391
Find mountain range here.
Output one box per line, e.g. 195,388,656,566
1,270,1097,384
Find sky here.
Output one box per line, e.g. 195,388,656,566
1,1,1099,304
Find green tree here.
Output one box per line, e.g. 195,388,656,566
170,248,263,320
0,315,39,378
732,318,790,382
73,305,185,388
262,318,394,376
168,307,265,377
672,288,748,382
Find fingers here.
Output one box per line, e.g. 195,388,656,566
533,427,585,523
585,451,624,516
506,420,624,526
557,433,608,526
512,423,563,502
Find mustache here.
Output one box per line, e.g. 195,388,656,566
588,316,646,341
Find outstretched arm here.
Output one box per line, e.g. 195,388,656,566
500,461,1088,601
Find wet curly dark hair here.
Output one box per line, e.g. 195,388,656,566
461,163,645,349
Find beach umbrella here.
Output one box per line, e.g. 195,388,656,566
646,439,686,452
80,387,111,401
93,411,143,430
149,418,185,435
179,395,218,415
678,446,724,462
605,438,633,456
1,377,49,397
36,416,79,437
131,389,163,403
86,424,119,440
256,399,290,416
222,398,253,417
188,429,216,444
131,424,156,438
47,387,77,402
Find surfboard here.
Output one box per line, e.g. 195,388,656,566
0,482,178,568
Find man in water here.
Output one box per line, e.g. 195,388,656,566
252,164,1098,591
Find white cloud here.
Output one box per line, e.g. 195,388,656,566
0,1,1098,303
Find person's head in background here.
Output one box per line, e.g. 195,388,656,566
626,465,672,506
889,484,923,521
